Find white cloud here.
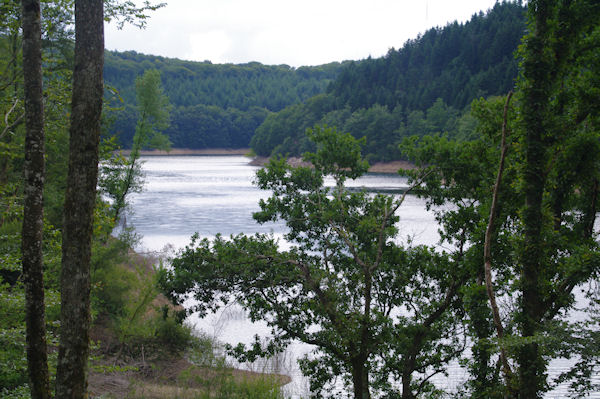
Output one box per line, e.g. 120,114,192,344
105,0,500,66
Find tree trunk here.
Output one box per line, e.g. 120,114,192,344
351,358,371,399
55,0,104,397
20,0,51,397
518,1,552,397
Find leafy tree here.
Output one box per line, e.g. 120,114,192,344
515,0,600,396
159,126,467,399
401,1,600,392
100,68,171,223
400,101,519,398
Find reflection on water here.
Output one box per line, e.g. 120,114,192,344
127,155,596,399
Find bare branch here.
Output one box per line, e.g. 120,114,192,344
1,98,24,139
483,90,514,383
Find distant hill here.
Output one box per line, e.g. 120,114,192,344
103,52,347,148
250,1,527,161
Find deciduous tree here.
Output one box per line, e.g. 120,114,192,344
160,126,466,399
401,2,600,393
100,68,171,224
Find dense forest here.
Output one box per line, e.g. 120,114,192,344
106,1,526,156
104,52,346,148
251,1,527,161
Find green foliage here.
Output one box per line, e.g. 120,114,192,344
329,2,524,112
190,376,284,399
100,68,171,222
1,2,208,398
0,286,28,389
0,384,31,399
0,284,61,391
251,2,525,161
104,52,346,149
133,69,171,150
160,126,466,398
400,36,600,393
90,238,134,317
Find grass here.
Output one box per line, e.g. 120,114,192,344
126,373,285,399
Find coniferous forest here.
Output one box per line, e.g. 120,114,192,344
250,1,527,161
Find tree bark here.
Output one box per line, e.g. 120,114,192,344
351,358,371,399
20,0,51,397
518,1,552,397
55,0,104,397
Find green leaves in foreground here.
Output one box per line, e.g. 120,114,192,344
160,126,466,399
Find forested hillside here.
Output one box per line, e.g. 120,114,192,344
104,53,345,148
251,1,527,161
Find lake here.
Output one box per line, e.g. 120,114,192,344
126,155,598,398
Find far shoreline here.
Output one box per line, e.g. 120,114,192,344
122,147,252,156
249,156,416,174
123,148,416,174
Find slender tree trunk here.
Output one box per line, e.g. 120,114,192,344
518,1,552,397
20,0,51,397
55,0,104,397
11,30,19,98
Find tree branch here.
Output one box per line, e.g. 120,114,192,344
1,98,24,139
483,90,514,383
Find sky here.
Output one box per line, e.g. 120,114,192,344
105,0,501,67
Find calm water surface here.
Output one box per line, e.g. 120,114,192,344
128,155,440,252
127,155,597,398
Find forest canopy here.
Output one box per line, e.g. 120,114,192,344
104,1,527,156
250,1,527,162
104,53,346,149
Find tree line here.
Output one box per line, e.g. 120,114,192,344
251,1,527,161
104,51,346,149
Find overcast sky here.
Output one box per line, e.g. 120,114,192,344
105,0,501,67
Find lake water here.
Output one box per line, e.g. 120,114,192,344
126,155,598,398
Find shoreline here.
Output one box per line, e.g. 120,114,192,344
123,148,416,174
122,148,252,156
249,156,416,174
